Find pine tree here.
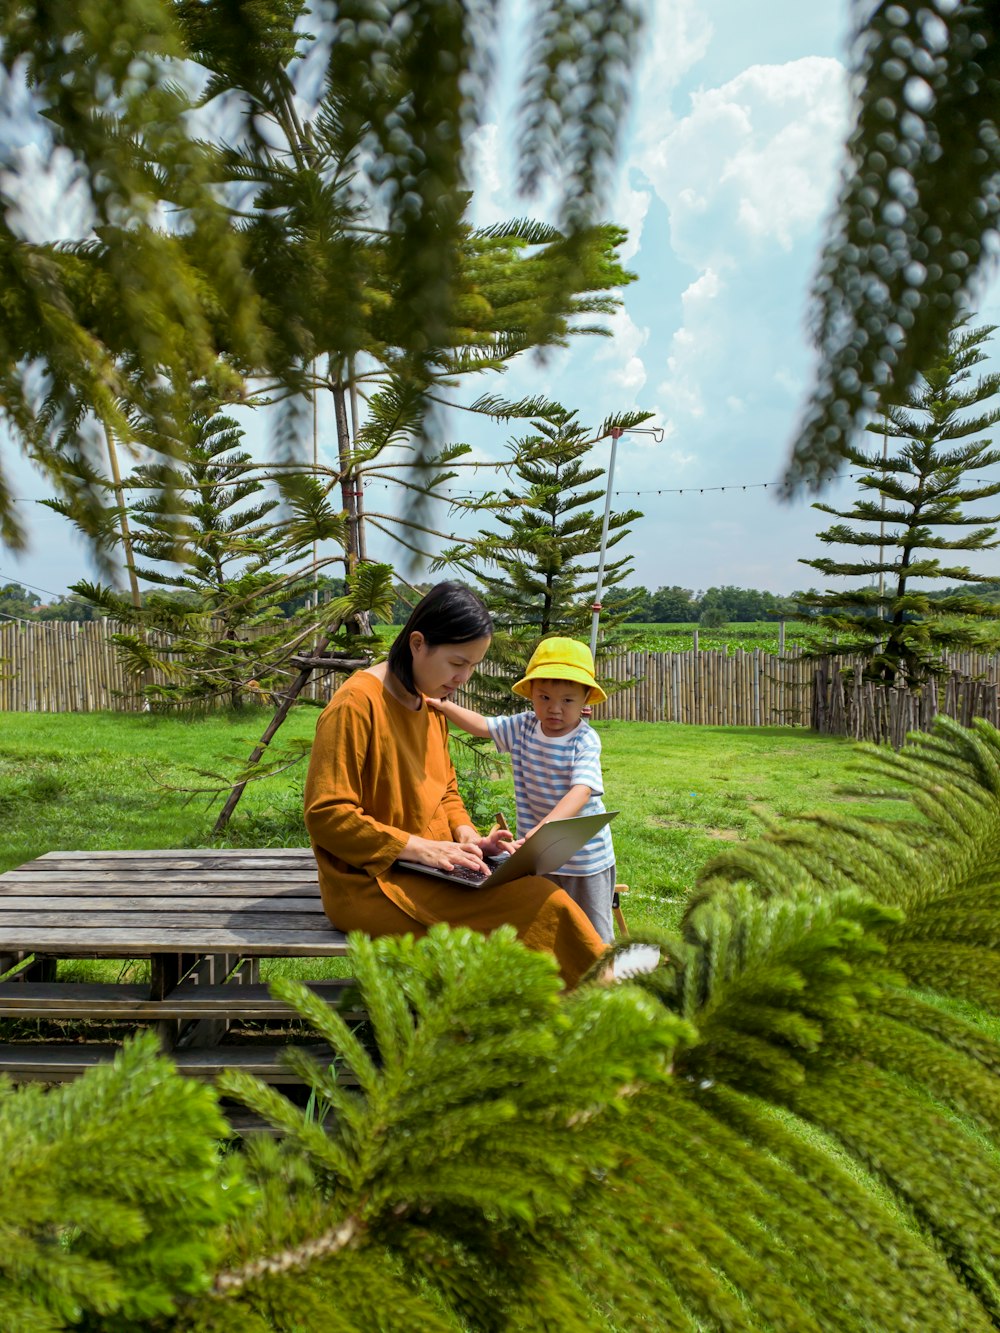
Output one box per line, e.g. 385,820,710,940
437,407,644,709
797,321,1000,683
43,393,337,708
0,0,643,554
0,1033,244,1330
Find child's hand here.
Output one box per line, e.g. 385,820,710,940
425,695,445,712
479,827,514,858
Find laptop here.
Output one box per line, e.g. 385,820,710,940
395,811,618,889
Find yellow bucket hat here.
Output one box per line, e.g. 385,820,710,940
512,637,608,705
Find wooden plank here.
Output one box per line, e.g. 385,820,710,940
16,863,317,874
29,848,316,863
0,879,321,901
0,1043,332,1082
0,928,349,955
2,861,315,875
0,979,355,1018
0,983,153,1015
0,896,326,913
0,910,338,930
0,875,320,892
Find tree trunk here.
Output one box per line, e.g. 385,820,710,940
211,647,329,835
333,377,371,638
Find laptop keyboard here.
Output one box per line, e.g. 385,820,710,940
448,863,491,883
448,853,510,884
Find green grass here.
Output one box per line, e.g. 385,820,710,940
0,710,915,976
0,707,324,875
380,619,821,653
618,620,829,654
457,720,916,934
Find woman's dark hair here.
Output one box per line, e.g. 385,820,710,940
387,581,493,696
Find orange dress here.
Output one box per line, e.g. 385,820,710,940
304,671,605,986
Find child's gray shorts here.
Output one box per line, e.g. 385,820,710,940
546,865,617,945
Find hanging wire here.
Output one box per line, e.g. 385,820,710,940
18,465,998,504
6,471,844,502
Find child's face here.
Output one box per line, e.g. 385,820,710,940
529,678,590,737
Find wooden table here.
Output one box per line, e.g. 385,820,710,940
0,847,350,1085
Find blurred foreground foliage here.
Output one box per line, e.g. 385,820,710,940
4,716,1000,1329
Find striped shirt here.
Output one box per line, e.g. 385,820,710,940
486,712,614,876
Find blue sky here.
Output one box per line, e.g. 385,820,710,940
4,0,1000,603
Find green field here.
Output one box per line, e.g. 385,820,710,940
0,709,913,944
617,619,827,654
380,618,829,654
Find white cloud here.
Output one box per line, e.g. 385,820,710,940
657,267,724,418
464,123,507,227
571,0,710,266
773,366,802,396
684,268,722,304
611,179,651,263
634,0,714,145
621,52,850,476
597,304,649,396
1,142,94,243
666,444,696,468
637,56,847,266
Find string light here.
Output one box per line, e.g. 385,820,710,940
13,467,1000,505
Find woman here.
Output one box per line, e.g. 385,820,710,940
304,581,608,986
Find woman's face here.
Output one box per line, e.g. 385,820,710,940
410,632,491,700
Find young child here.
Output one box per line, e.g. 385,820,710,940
428,636,617,943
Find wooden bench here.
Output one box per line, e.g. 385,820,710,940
0,847,351,1088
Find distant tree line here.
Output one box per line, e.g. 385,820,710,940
614,585,798,625
11,576,1000,634
0,583,103,623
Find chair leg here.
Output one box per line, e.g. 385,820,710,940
612,883,629,936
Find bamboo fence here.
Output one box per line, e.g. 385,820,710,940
0,621,816,723
811,655,1000,746
0,620,335,713
567,648,814,727
4,620,1000,741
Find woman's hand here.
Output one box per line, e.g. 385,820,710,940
402,834,486,872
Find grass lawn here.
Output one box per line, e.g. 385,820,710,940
0,707,322,876
465,720,916,933
1,709,915,941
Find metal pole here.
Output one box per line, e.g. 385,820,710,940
589,427,621,659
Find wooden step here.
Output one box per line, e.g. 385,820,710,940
0,979,359,1020
0,1041,337,1083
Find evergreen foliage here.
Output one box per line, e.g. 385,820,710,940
188,0,640,571
798,321,1000,681
0,1033,243,1330
41,392,393,708
0,0,642,554
791,0,1000,484
6,717,1000,1328
435,407,645,710
46,395,298,706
